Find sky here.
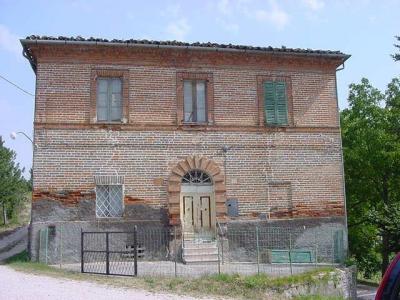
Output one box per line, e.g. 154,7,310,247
0,0,400,177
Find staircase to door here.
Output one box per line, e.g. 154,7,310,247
181,192,218,263
182,237,218,264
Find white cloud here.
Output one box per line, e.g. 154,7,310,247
165,18,190,41
302,0,325,11
0,24,20,56
253,1,289,30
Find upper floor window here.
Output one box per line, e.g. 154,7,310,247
264,81,289,126
97,78,122,122
183,80,207,123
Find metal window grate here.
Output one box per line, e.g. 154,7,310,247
182,169,212,185
96,185,123,218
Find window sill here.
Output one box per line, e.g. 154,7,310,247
182,122,211,126
181,122,213,130
265,124,290,128
96,121,124,124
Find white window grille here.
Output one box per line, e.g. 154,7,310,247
96,185,124,218
181,169,212,185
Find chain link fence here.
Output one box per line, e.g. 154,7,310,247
35,222,346,278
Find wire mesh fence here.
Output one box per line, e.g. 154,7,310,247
35,222,346,278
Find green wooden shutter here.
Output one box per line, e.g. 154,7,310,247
275,82,288,125
264,81,276,124
264,81,288,126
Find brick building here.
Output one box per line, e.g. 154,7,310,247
21,36,350,263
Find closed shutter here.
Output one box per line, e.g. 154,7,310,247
275,82,288,125
264,81,288,125
264,81,276,124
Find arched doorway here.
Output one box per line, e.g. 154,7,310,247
180,169,215,238
167,155,227,229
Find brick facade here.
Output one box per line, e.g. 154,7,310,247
23,40,348,261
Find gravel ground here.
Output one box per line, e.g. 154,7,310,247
0,265,214,300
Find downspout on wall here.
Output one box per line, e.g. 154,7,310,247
335,62,349,257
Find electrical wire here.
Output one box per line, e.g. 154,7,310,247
0,74,35,97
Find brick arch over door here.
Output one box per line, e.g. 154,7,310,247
167,155,227,225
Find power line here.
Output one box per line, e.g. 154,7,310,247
0,74,35,97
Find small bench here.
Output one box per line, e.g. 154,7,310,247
271,249,314,263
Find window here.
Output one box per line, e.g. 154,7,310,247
183,80,207,123
182,169,212,185
96,185,123,218
97,78,122,122
264,81,289,126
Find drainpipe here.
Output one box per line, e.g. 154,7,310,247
335,61,349,257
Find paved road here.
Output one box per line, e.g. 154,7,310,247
357,283,377,300
0,265,217,300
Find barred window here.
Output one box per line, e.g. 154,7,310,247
181,169,212,185
96,185,124,218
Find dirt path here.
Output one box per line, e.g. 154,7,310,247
0,265,212,300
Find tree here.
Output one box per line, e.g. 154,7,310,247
0,136,28,225
393,36,400,61
341,78,400,277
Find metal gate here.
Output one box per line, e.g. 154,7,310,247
81,228,138,276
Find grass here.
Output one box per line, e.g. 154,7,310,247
4,252,344,300
357,273,381,286
5,250,30,263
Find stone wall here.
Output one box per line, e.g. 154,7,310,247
277,267,357,299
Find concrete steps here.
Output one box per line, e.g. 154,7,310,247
182,239,219,264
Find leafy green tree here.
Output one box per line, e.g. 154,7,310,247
393,36,400,61
0,136,28,224
341,78,400,277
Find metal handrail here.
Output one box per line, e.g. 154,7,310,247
216,219,223,236
216,219,225,264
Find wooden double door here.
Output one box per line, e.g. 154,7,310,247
181,193,213,235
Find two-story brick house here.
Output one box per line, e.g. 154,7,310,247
21,36,350,263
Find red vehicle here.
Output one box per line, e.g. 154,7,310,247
376,253,400,300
